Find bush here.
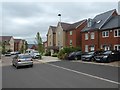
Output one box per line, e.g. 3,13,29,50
52,53,58,57
58,47,81,60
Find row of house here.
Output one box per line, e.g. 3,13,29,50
0,36,27,52
44,9,120,55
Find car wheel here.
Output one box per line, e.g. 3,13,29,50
30,65,33,67
16,65,19,69
12,63,14,66
91,57,95,62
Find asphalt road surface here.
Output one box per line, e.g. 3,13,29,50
2,56,120,88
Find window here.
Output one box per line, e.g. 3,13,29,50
104,46,110,51
85,45,88,52
85,33,88,40
90,32,94,39
102,31,109,37
114,29,120,37
114,45,120,50
70,40,72,46
70,31,72,35
90,45,95,51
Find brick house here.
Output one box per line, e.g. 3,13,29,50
46,26,59,54
100,15,120,51
28,44,37,50
43,41,47,53
81,9,119,52
14,39,23,51
65,19,87,48
0,36,14,52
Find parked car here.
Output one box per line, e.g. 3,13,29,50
30,51,41,59
10,52,16,55
14,51,21,55
26,49,41,59
5,52,11,56
67,51,82,60
81,51,104,61
94,50,120,63
12,54,33,69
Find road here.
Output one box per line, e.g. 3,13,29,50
2,56,120,88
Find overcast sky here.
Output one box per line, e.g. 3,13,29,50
1,1,119,44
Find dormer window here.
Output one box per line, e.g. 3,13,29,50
87,18,92,27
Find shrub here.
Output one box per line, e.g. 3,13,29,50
58,47,81,60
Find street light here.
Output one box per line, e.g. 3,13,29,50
58,14,62,51
58,14,61,22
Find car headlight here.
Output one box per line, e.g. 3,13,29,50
103,55,108,58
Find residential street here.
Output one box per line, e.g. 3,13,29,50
2,56,120,88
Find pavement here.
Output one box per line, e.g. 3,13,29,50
2,56,120,88
36,56,120,67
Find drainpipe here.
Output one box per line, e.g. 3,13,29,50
97,30,100,51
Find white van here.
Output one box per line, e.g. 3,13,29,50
26,49,41,59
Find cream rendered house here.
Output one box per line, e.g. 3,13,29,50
0,36,14,51
56,22,71,50
47,26,58,55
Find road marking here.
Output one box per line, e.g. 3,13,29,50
47,63,120,85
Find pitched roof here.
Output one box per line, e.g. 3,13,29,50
14,39,22,43
60,22,71,30
81,9,117,32
66,19,87,31
50,26,57,33
28,44,37,49
0,36,13,42
101,15,120,30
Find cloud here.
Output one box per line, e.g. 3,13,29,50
1,2,118,44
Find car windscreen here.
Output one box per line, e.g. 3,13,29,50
87,52,94,55
69,52,75,56
19,55,31,59
76,52,81,55
103,51,112,55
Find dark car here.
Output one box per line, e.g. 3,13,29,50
67,51,82,60
94,50,120,63
81,51,104,61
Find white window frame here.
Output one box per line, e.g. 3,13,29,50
114,29,120,37
90,32,95,39
102,31,109,37
85,45,88,52
85,33,89,40
114,45,120,50
70,31,72,35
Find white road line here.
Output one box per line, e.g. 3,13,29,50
47,63,120,85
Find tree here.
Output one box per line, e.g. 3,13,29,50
20,45,24,53
2,41,6,54
35,32,44,54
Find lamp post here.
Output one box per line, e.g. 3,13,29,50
58,14,62,51
58,14,61,22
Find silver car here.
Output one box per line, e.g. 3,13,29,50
12,54,33,69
